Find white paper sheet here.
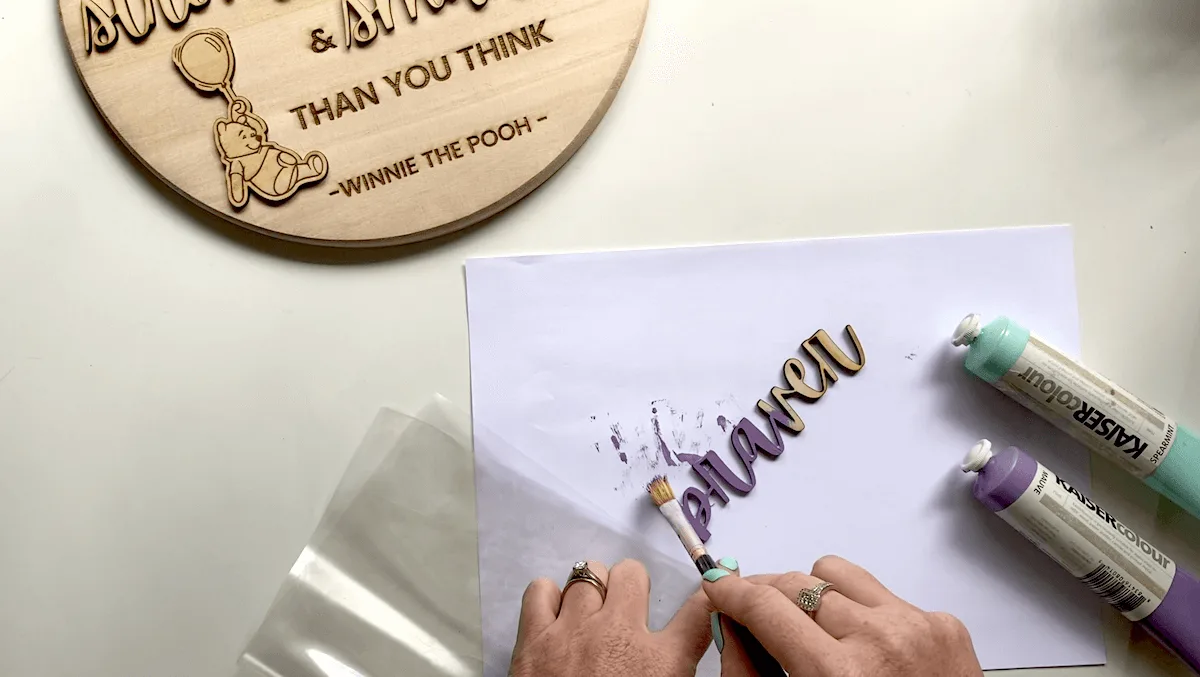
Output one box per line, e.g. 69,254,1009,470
466,226,1105,670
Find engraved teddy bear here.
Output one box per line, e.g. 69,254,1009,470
215,98,328,208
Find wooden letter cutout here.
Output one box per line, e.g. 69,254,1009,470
731,414,786,462
755,324,867,428
806,326,867,374
680,487,712,543
756,387,807,435
691,325,867,541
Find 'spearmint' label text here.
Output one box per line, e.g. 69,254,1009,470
994,335,1176,478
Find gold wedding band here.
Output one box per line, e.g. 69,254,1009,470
562,561,607,602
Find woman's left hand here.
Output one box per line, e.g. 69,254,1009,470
509,559,712,677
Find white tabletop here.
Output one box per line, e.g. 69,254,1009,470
2,1,1199,676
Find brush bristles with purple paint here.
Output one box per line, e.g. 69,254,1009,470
647,475,717,575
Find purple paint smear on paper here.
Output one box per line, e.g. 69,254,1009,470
650,406,678,467
639,444,656,467
598,399,744,477
610,423,626,446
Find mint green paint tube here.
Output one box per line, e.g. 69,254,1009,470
951,314,1200,519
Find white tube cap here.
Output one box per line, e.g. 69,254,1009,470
951,313,983,347
961,439,994,473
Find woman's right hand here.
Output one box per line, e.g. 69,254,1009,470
703,555,983,676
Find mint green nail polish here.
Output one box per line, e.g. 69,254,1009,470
703,568,730,582
718,557,739,571
710,612,724,653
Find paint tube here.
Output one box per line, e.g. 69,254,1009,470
963,441,1199,671
951,314,1200,519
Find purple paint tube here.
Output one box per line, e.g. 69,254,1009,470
963,440,1199,672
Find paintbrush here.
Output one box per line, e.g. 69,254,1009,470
647,475,718,575
646,475,787,677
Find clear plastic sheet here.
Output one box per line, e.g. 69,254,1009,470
236,405,484,677
236,397,716,677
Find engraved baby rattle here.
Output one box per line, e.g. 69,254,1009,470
173,28,328,209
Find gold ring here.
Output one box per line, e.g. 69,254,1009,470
796,581,836,616
562,561,607,602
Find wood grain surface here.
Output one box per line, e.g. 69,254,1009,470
61,0,649,246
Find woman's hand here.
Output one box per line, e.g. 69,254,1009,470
704,555,983,677
510,559,712,677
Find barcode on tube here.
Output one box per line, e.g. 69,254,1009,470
1081,564,1146,614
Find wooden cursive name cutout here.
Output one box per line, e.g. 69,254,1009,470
679,326,867,541
173,29,328,208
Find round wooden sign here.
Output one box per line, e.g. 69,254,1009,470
60,0,648,246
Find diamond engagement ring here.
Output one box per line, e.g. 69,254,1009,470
795,581,836,615
562,561,607,602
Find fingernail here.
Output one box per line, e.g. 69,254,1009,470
718,557,739,572
710,612,724,653
703,568,730,582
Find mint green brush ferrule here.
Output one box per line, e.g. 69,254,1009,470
952,313,1200,520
